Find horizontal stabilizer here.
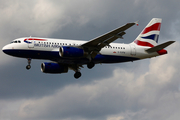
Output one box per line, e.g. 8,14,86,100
145,41,175,53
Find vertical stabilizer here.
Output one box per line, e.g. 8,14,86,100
133,18,162,47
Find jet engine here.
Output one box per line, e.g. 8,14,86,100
59,46,86,58
41,62,68,73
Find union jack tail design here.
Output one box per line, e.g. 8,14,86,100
133,18,162,47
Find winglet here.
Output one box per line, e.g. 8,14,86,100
135,20,139,26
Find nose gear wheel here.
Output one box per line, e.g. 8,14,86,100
26,58,31,70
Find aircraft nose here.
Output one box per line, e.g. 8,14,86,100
2,45,8,54
2,44,12,55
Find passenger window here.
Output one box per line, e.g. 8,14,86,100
14,41,17,43
18,41,21,43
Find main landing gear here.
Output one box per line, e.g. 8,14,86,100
73,62,95,79
74,71,82,79
70,65,83,79
87,62,95,69
26,58,31,70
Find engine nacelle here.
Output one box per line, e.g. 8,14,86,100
41,62,68,74
59,46,86,58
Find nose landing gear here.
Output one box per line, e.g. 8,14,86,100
26,65,31,70
26,58,31,70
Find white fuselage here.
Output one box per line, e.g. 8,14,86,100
2,37,159,65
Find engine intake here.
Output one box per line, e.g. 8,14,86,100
59,46,86,58
41,62,68,74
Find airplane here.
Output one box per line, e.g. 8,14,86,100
2,18,175,79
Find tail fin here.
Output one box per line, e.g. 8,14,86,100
133,18,162,47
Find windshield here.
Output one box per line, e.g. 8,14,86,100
11,40,21,43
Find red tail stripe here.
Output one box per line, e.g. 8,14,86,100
134,40,154,47
142,23,161,34
134,40,167,55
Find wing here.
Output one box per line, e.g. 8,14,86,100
81,21,138,58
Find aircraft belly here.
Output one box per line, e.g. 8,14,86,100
4,49,139,65
94,54,139,63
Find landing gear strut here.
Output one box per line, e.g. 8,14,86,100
74,71,81,79
26,58,31,70
69,64,83,79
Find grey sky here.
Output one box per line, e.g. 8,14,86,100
0,0,180,120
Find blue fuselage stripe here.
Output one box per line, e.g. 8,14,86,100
3,49,139,64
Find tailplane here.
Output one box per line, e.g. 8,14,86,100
133,18,162,47
145,41,175,54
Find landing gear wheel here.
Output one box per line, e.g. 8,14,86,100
26,65,31,70
26,58,32,70
74,72,81,79
87,62,95,69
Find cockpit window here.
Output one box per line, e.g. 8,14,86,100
11,40,21,43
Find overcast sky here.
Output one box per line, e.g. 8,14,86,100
0,0,180,120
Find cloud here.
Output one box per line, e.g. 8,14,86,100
0,44,180,119
107,115,124,120
0,0,66,38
